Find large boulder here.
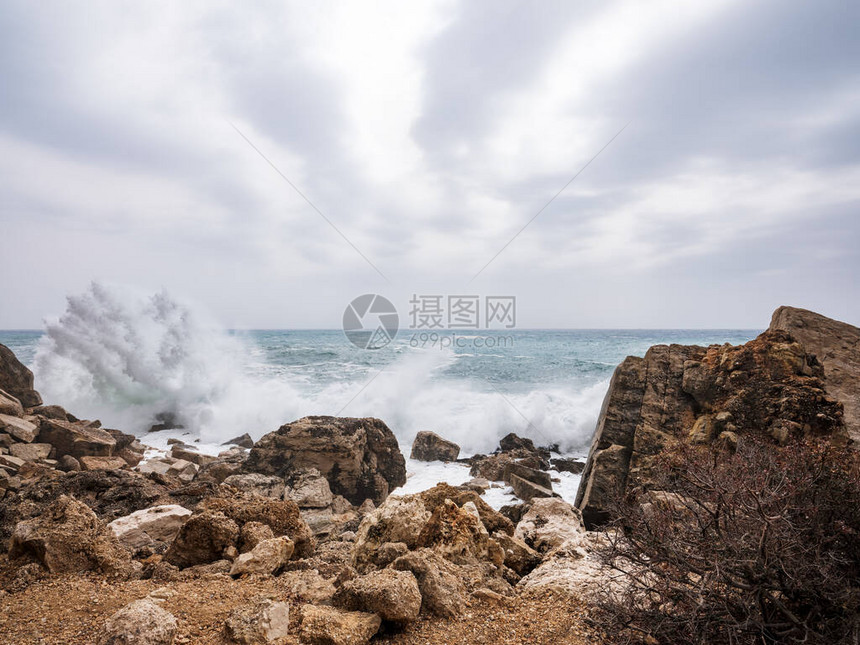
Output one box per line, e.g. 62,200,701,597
9,495,135,575
0,343,42,407
0,388,24,417
163,510,240,568
769,306,860,444
107,504,192,552
244,416,406,506
198,490,315,558
391,548,468,618
99,598,177,645
333,568,422,625
514,498,585,553
410,431,460,462
229,536,294,576
37,418,116,459
0,413,39,443
575,325,846,529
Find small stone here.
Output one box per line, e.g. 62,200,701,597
98,598,177,645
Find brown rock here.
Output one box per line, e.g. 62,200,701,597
199,490,315,558
410,431,460,461
0,344,42,407
58,454,82,471
244,416,406,506
492,531,541,576
0,414,39,443
9,443,52,461
81,456,129,471
416,499,491,564
499,433,537,453
300,605,381,645
222,433,254,449
30,404,70,421
769,306,860,444
0,388,24,417
99,598,177,645
223,473,285,499
509,474,557,501
334,568,421,624
503,462,552,489
285,468,334,508
9,495,135,575
391,548,467,618
164,510,240,568
230,536,294,576
37,418,116,459
225,598,289,644
239,521,275,553
170,445,216,466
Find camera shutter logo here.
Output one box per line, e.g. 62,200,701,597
342,294,399,349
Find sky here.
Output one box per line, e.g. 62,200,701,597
1,0,858,330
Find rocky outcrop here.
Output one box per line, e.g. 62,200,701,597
575,315,849,529
0,343,42,407
769,306,860,443
9,495,135,576
99,599,177,645
244,416,406,506
410,431,460,462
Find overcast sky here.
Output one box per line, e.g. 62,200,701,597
1,0,858,329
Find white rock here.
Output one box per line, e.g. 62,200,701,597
514,497,585,553
230,536,294,577
108,505,193,551
98,598,177,645
225,599,289,644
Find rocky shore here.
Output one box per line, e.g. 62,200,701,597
0,305,857,644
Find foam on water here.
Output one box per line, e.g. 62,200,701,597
31,282,610,454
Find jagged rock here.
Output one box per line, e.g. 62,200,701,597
0,343,42,407
81,456,129,471
770,306,860,443
198,490,314,558
222,433,254,449
0,454,25,470
416,499,494,564
0,414,39,443
239,521,275,553
9,443,51,461
30,404,69,421
300,605,381,645
550,458,585,474
509,474,557,501
499,433,537,453
331,495,353,514
108,504,192,552
244,416,406,506
99,598,177,645
352,484,512,572
391,548,467,618
279,569,338,604
230,536,294,576
9,495,135,575
37,418,116,459
164,510,240,568
223,473,285,499
196,450,248,484
285,468,333,508
170,445,216,466
515,498,585,554
462,477,490,493
0,389,24,417
166,459,198,483
469,449,549,481
575,325,846,528
334,568,421,625
225,599,289,644
410,431,460,462
492,531,541,576
503,462,552,489
0,432,14,449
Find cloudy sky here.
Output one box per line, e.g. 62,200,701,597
1,0,858,329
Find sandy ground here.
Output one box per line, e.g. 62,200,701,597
0,568,597,645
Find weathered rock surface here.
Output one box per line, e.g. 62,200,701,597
492,531,542,576
81,456,129,471
0,388,24,417
410,431,460,462
222,432,254,449
244,416,406,506
0,343,42,407
223,473,285,499
0,414,39,443
99,598,177,645
334,568,422,624
9,495,135,575
9,442,52,461
37,418,116,459
229,536,294,576
769,306,860,443
224,599,289,644
391,548,468,618
515,498,585,554
108,504,192,552
285,468,333,508
575,325,846,528
164,510,240,568
300,605,381,645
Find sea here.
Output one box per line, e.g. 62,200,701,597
0,287,759,509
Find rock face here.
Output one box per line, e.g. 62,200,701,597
575,319,848,529
99,599,177,645
244,416,406,506
410,431,460,462
9,495,134,575
0,343,42,407
769,306,860,443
